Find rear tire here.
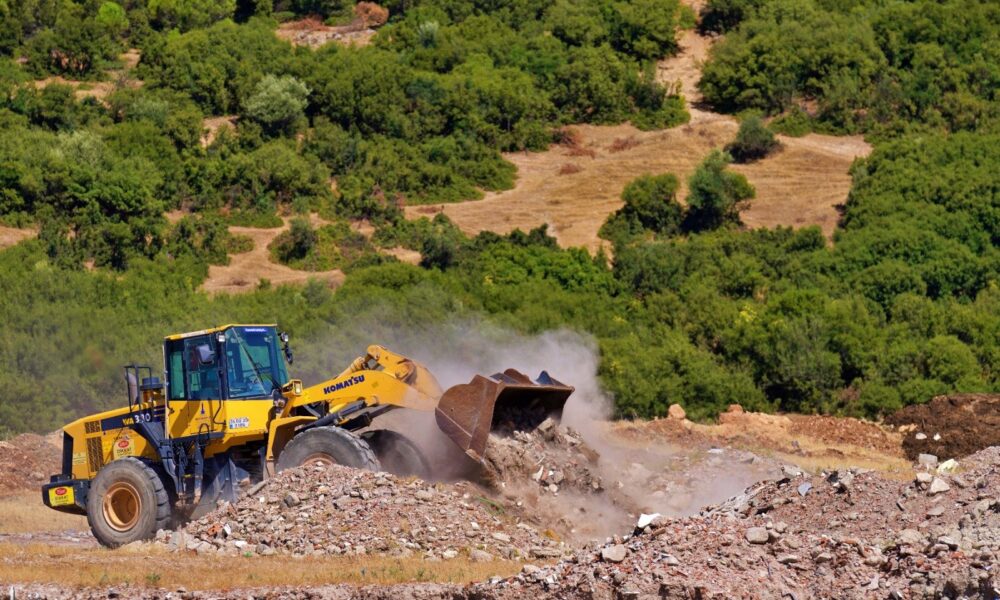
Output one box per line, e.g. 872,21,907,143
87,457,171,548
276,426,380,472
362,429,431,479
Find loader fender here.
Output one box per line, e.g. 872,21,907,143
266,415,318,464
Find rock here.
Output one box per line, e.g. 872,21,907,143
661,553,680,566
726,404,744,414
915,472,933,484
917,454,938,468
636,513,662,529
937,459,959,473
927,505,946,517
530,547,562,558
470,549,493,562
797,482,813,497
814,552,834,563
745,527,770,544
782,465,803,478
667,404,686,420
442,549,459,560
414,490,433,501
522,564,542,575
283,492,300,508
915,432,927,440
898,529,924,546
928,478,951,495
537,417,557,433
601,544,627,563
491,532,511,543
776,554,799,564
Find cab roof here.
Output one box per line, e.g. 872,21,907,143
164,324,278,341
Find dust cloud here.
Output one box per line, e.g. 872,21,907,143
309,319,779,541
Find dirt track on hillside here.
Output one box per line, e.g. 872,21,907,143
201,214,345,294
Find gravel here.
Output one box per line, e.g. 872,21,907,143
153,463,567,561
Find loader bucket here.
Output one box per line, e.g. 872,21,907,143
435,369,574,461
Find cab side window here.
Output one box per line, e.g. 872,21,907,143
185,336,221,400
166,336,221,400
166,341,186,400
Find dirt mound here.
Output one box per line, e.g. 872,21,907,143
159,463,566,561
0,433,61,495
479,447,1000,599
887,394,1000,461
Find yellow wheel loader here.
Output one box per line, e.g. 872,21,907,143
40,324,573,548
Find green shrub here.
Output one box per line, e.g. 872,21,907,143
725,114,780,163
683,150,755,232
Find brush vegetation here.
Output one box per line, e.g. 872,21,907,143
2,0,1000,431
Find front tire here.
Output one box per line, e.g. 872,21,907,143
362,429,431,479
276,426,380,472
87,457,171,548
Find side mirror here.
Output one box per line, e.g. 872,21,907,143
280,331,293,364
196,344,216,365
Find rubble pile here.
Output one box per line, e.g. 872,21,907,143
0,433,61,494
888,393,1000,460
480,418,602,496
156,463,566,561
475,447,1000,599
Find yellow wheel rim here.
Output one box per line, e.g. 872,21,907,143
102,482,141,532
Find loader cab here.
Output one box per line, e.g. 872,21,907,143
163,325,290,402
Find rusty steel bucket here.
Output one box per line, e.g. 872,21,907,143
434,369,574,461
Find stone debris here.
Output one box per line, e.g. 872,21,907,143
156,463,565,561
463,446,1000,600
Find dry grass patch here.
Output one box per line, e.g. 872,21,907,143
0,494,86,534
558,163,583,175
0,543,523,589
608,136,640,153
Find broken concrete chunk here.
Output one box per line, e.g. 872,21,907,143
745,527,770,544
928,478,951,495
601,544,627,563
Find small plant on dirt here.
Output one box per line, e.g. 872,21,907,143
725,114,780,163
144,572,161,586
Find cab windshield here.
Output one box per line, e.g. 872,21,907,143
224,326,289,399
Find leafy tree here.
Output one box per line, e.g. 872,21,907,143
243,74,310,136
725,114,779,162
600,173,683,244
684,150,755,232
273,217,317,263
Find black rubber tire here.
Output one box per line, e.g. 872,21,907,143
276,426,380,472
87,457,171,549
362,429,432,479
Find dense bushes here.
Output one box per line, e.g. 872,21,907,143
4,0,1000,434
698,0,1000,134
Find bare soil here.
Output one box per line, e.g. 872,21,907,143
0,434,62,496
200,115,238,148
276,17,377,48
887,394,1000,461
0,225,36,249
33,49,144,103
201,214,345,294
404,20,870,253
